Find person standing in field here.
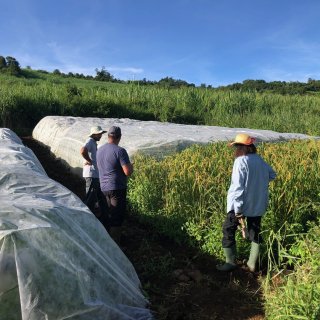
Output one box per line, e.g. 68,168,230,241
97,126,133,243
216,133,277,272
80,126,109,229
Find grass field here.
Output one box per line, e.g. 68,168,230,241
2,70,320,319
1,70,320,136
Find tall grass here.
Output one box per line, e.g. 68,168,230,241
1,72,320,135
128,140,320,257
264,223,320,319
128,139,320,318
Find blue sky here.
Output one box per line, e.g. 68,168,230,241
2,0,320,86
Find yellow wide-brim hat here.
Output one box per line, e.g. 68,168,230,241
228,133,256,146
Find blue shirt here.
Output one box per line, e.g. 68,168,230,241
227,154,276,217
97,143,130,192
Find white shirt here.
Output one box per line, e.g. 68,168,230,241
82,137,99,178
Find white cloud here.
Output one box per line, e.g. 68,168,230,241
14,49,144,78
254,30,320,82
108,67,144,74
259,67,320,83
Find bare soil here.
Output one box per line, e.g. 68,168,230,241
22,136,265,320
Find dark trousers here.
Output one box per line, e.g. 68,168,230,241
103,189,127,227
85,178,109,228
222,211,262,248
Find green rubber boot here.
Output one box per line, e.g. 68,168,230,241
216,246,237,271
247,242,260,272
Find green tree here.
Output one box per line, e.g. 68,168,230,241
95,67,114,82
158,77,193,88
5,56,21,76
0,55,7,69
53,69,61,75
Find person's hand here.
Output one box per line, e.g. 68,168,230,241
84,160,92,166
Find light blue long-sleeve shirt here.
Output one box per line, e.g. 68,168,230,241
227,154,276,217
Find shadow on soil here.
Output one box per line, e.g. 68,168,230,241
22,136,264,320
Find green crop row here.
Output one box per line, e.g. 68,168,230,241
127,140,320,318
128,140,320,255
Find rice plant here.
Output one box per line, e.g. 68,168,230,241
128,140,320,257
264,223,320,319
128,139,320,318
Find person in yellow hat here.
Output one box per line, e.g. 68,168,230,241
216,133,277,272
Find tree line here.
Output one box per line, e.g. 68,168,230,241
43,68,196,88
219,78,320,95
1,54,320,94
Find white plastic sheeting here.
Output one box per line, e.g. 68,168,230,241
0,128,152,320
33,116,316,176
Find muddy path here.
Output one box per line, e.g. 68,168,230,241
22,136,264,320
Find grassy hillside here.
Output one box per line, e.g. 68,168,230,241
1,69,320,135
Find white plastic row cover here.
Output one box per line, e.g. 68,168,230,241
33,116,316,176
0,128,152,320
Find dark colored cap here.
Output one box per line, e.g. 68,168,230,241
108,126,121,136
